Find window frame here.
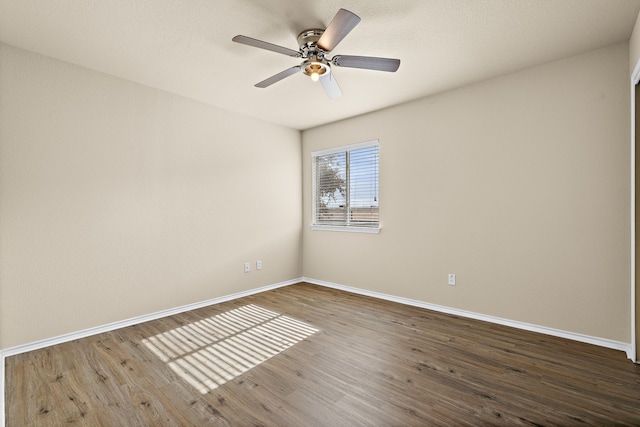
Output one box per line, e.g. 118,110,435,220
311,140,380,234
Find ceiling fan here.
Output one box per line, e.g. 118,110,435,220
232,8,401,99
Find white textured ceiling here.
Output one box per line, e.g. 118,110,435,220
1,0,640,130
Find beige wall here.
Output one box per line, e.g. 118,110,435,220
0,44,302,349
302,43,631,342
0,40,633,349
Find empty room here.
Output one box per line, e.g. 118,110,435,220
2,0,640,425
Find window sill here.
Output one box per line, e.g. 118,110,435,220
310,225,381,234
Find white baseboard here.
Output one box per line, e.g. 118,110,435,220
4,277,628,359
1,277,633,426
301,277,633,358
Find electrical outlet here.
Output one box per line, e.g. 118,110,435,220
256,260,262,270
448,274,456,285
244,262,250,273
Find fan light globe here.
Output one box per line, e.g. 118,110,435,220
303,58,328,82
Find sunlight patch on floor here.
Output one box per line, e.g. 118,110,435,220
142,304,318,393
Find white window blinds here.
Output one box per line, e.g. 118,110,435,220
312,141,379,231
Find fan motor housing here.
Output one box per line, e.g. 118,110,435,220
297,29,324,52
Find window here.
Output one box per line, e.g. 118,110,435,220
312,140,379,233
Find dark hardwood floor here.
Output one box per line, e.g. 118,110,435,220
5,282,640,426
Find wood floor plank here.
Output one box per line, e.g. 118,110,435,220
6,282,640,425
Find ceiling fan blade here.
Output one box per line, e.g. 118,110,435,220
232,35,301,57
332,55,401,72
319,73,342,99
255,66,301,88
317,9,361,52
